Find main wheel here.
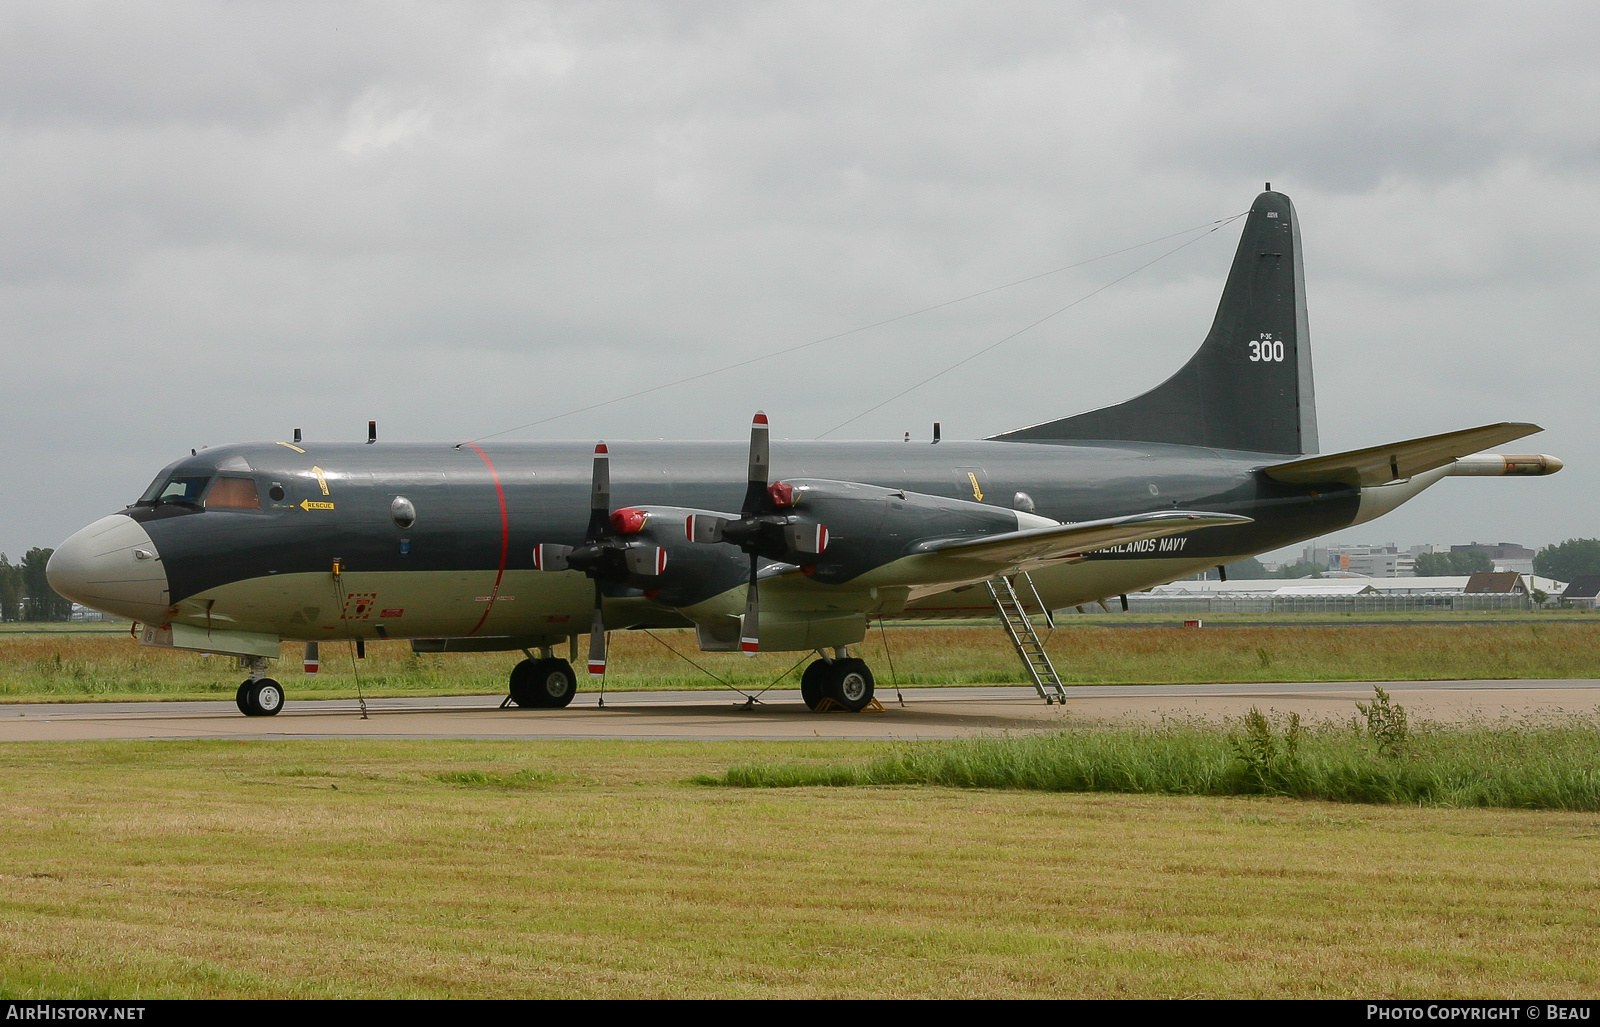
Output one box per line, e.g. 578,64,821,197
800,660,827,710
508,658,538,707
242,678,284,717
533,659,577,708
235,681,251,715
509,658,578,709
822,658,875,713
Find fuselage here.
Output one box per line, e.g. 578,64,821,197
51,436,1361,645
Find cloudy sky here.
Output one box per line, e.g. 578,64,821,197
2,1,1595,562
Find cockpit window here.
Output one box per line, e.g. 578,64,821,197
206,476,261,510
141,475,212,506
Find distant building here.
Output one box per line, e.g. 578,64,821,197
1303,542,1414,577
1453,541,1536,575
1560,575,1600,609
1463,572,1529,595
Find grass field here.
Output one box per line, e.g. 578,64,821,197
2,617,1599,704
2,737,1598,999
707,712,1600,810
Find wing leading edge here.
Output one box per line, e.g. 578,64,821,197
1262,422,1543,488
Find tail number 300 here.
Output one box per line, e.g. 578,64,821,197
1249,333,1285,362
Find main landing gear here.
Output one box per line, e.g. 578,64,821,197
235,656,284,717
508,650,578,709
799,649,876,712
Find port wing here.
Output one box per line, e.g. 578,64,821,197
1262,423,1542,487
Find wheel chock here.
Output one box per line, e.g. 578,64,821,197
812,697,886,713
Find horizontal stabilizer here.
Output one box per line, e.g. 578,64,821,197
1263,423,1542,487
916,510,1252,573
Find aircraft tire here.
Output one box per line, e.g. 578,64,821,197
235,681,251,715
535,659,578,709
509,658,578,709
799,660,826,710
242,679,284,717
823,659,874,713
508,658,538,708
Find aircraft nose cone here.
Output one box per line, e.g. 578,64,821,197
47,515,171,621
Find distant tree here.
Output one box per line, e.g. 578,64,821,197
1223,557,1269,580
1534,539,1600,582
1415,550,1493,576
0,554,19,622
1273,559,1324,579
20,548,72,621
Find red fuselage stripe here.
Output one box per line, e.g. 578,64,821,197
465,443,509,636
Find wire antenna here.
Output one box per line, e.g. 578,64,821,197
463,213,1247,444
816,212,1248,439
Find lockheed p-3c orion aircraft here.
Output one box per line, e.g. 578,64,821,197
47,188,1562,716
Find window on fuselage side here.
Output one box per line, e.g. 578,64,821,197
205,476,261,510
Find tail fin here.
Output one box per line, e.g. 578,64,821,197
990,188,1318,455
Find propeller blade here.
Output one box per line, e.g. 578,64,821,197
784,522,829,555
740,552,760,655
741,412,769,515
624,545,668,576
686,513,728,544
587,584,607,676
532,543,572,572
586,443,611,539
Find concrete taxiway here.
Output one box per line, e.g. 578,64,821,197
2,679,1597,742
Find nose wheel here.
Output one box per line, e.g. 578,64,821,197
235,678,284,717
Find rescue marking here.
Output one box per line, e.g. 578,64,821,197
968,472,984,502
299,500,335,511
276,441,307,454
310,466,331,495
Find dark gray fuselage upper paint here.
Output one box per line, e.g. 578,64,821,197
124,438,1359,610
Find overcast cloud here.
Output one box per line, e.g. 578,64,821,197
2,1,1595,561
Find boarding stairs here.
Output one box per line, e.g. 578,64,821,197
987,573,1067,704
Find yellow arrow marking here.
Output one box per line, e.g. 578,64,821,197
968,472,984,502
300,500,335,511
310,466,330,495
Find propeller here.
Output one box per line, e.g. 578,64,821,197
686,412,829,655
533,443,668,676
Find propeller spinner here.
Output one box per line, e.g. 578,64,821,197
533,444,668,676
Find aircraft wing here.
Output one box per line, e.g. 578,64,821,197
912,510,1252,575
1261,422,1542,487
